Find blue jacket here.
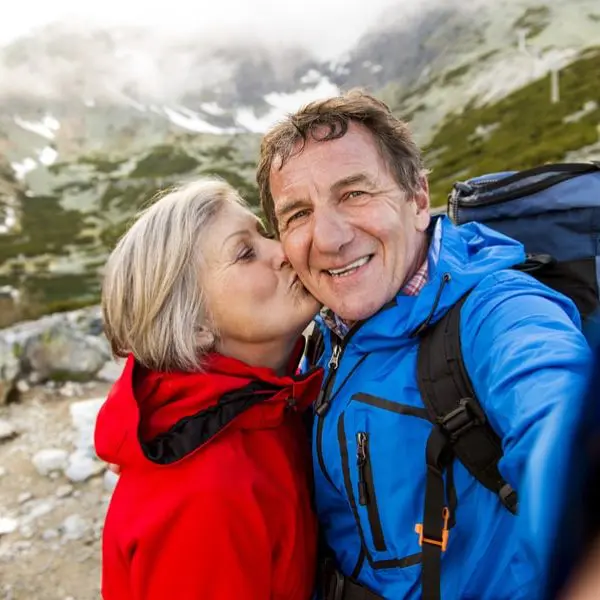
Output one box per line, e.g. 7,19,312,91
313,216,592,599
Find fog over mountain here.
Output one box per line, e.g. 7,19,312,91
0,0,598,325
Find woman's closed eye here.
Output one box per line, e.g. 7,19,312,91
236,244,256,262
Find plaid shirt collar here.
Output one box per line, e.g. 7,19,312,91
321,259,429,339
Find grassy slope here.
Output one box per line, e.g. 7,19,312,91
425,47,600,206
0,135,261,325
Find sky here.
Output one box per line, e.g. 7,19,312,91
0,0,413,58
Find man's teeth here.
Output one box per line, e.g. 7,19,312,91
328,256,370,277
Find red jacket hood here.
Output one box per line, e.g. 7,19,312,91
94,340,323,469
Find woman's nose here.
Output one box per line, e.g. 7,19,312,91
267,239,290,270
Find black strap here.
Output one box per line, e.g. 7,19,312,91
494,161,600,184
416,293,518,599
417,293,518,513
420,427,453,600
340,579,383,600
321,558,384,600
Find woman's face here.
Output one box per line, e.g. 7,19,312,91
201,200,320,354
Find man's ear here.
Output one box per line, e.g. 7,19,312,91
416,174,430,209
412,175,431,232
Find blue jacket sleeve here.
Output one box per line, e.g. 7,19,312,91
460,270,592,577
544,312,600,598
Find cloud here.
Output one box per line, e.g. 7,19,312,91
0,0,417,59
0,0,466,105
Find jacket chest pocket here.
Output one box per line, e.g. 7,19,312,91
338,392,433,568
355,431,386,551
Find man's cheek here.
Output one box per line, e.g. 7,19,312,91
282,236,306,269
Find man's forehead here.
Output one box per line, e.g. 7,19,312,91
271,121,377,169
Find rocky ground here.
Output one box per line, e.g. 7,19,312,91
0,380,116,600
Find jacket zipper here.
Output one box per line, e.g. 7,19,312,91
312,278,443,494
356,432,386,551
315,344,341,416
313,316,374,488
314,344,342,488
338,414,422,570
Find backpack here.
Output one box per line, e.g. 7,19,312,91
416,161,600,599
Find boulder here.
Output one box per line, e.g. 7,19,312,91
23,324,109,382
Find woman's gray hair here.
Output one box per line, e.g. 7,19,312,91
101,178,246,372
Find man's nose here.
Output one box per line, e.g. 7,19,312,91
312,207,354,254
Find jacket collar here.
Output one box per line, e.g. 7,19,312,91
94,338,324,468
318,216,525,354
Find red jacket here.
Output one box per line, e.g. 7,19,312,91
94,343,323,600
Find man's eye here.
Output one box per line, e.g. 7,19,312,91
287,209,310,226
345,191,365,200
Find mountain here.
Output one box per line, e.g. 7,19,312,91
0,22,338,162
1,0,599,326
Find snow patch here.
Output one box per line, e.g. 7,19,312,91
11,158,37,180
469,122,501,142
38,146,58,166
563,100,598,124
163,106,236,134
200,102,226,116
0,206,17,234
235,79,340,133
14,115,60,140
11,148,56,179
0,285,19,301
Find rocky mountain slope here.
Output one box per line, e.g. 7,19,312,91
0,0,599,326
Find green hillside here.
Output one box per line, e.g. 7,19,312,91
425,47,600,205
0,135,260,325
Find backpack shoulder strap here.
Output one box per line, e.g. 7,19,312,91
416,293,519,599
417,292,518,514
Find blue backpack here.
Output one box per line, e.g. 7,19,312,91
449,161,600,321
415,162,600,599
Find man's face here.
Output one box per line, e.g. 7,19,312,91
269,122,431,322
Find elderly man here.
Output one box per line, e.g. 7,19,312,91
257,90,592,600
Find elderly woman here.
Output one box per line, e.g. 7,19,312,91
94,179,323,600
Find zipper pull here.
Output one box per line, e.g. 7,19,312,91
314,345,342,417
356,432,369,506
328,344,341,370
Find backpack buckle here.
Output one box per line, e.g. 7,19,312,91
415,507,451,552
438,398,485,440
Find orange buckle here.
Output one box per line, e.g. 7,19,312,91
415,507,450,552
